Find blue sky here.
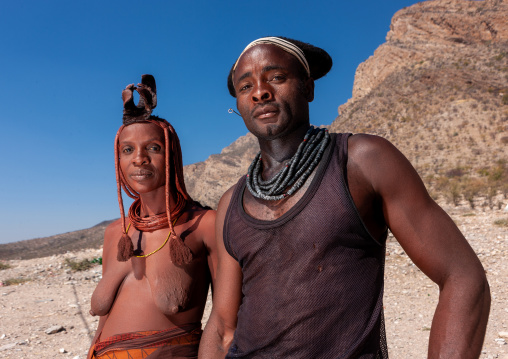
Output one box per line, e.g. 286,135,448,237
0,0,420,244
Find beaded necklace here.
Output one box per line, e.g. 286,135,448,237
125,214,181,258
246,126,330,201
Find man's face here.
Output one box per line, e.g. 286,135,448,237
118,122,166,194
232,44,314,140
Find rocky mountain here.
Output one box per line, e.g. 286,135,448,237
183,132,259,209
1,0,507,259
331,0,508,205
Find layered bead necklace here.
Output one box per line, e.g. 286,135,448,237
246,126,330,201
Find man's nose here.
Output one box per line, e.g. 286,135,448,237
252,82,273,102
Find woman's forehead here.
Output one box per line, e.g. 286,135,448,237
119,122,164,141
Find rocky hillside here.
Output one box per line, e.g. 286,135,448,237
331,0,508,206
183,133,259,209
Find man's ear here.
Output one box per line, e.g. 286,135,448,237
305,78,315,102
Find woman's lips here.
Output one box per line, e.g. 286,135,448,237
130,170,153,180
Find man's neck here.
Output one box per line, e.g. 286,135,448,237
257,124,310,180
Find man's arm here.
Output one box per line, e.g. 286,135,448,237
199,187,243,359
348,134,490,359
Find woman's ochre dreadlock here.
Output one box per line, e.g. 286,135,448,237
115,75,193,265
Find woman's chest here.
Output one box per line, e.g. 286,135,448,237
121,255,207,315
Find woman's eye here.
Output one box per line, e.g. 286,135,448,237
122,147,133,154
148,144,161,152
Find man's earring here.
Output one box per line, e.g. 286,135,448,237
228,108,241,117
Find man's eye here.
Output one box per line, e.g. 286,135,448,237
271,74,285,81
122,147,133,154
238,83,251,92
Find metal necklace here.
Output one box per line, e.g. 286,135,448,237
246,126,330,201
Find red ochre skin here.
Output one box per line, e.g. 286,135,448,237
90,122,217,343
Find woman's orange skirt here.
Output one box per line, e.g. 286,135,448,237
88,323,201,359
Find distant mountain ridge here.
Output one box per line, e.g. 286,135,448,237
0,220,115,260
2,0,506,260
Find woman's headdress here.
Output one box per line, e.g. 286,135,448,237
115,75,193,265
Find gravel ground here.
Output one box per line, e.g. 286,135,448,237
0,205,507,358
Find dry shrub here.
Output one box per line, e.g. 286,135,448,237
2,277,30,286
494,218,508,227
502,93,508,105
462,178,486,209
64,258,93,272
446,167,465,178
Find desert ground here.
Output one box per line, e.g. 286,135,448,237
0,203,507,359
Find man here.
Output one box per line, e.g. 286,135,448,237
199,37,490,358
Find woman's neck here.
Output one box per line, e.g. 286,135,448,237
137,186,175,217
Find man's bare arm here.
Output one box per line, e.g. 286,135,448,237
199,188,243,359
349,134,490,359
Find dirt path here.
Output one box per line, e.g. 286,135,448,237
1,206,507,358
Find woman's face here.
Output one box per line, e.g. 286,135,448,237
118,122,166,194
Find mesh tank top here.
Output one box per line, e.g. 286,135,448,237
223,133,388,359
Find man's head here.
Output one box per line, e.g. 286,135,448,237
227,37,332,98
228,37,332,140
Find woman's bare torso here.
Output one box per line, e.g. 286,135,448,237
90,207,212,339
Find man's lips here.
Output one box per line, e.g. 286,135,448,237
252,105,279,119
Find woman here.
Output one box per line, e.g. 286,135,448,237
88,75,216,358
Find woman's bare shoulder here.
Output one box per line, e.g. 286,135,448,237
103,219,124,244
184,202,216,248
189,203,216,232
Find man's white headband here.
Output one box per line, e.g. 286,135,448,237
233,37,311,77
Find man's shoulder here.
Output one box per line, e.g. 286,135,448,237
216,181,242,216
345,133,421,194
344,133,400,162
327,132,392,150
347,133,391,149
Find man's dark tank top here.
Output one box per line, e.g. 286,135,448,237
223,133,388,359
